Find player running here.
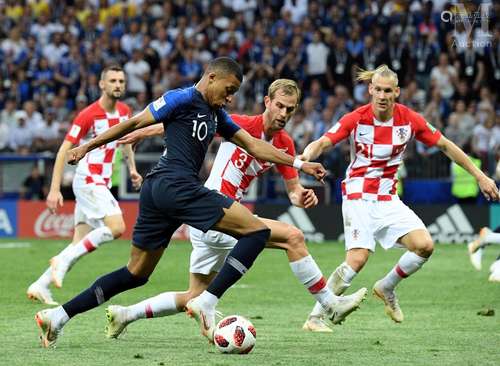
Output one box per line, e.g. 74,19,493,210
103,79,366,338
468,226,500,282
27,65,142,305
34,58,331,348
300,65,499,330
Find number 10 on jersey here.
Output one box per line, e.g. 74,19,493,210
192,119,208,141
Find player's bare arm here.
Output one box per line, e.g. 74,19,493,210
46,140,74,213
118,124,165,145
299,136,333,161
67,108,157,165
436,135,499,201
121,143,143,190
230,128,327,181
285,177,319,209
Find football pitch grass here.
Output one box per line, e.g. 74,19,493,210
1,239,499,366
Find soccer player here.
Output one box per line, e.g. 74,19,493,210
34,58,329,348
27,65,142,305
468,226,500,282
102,79,366,338
300,65,499,330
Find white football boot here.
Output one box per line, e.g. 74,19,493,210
27,282,58,305
489,259,500,273
50,254,74,288
186,297,216,343
302,316,333,333
373,280,404,323
467,228,491,271
105,305,131,339
329,264,352,295
35,309,62,348
488,260,500,283
327,287,367,325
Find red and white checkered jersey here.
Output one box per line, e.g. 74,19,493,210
65,100,131,188
325,103,441,201
205,114,298,201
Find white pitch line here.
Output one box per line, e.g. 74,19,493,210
0,242,32,249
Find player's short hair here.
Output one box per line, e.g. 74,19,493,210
101,64,125,80
356,64,399,86
206,57,243,82
268,79,301,105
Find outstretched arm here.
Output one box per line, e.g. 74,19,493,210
230,129,326,181
436,135,499,201
299,136,333,161
118,124,165,145
67,108,157,164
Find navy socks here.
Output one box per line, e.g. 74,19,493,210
63,266,148,318
207,229,270,298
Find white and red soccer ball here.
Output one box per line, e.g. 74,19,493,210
213,315,256,354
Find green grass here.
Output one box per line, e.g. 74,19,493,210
0,239,499,365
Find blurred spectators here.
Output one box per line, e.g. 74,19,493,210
0,0,496,184
19,165,48,200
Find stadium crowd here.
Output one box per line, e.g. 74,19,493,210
0,0,498,184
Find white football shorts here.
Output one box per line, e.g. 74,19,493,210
342,198,426,252
189,226,237,275
73,184,122,228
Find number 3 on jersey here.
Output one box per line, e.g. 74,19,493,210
192,119,208,141
234,150,249,169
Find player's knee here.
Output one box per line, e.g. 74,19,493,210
286,226,306,249
415,238,434,258
108,221,126,239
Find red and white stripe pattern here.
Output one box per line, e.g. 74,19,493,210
205,114,297,201
65,101,131,189
325,103,441,201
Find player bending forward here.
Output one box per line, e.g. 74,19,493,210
301,65,499,331
34,58,335,348
27,65,142,305
104,79,366,338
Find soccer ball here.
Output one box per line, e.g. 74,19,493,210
213,315,256,354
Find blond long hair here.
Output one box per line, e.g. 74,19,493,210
356,64,399,85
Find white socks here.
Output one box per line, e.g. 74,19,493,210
127,292,179,321
198,290,219,310
34,245,74,287
65,227,114,262
309,262,357,318
484,231,500,244
51,306,70,328
381,251,428,290
35,268,53,288
289,255,335,309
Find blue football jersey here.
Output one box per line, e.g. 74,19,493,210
147,86,240,181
